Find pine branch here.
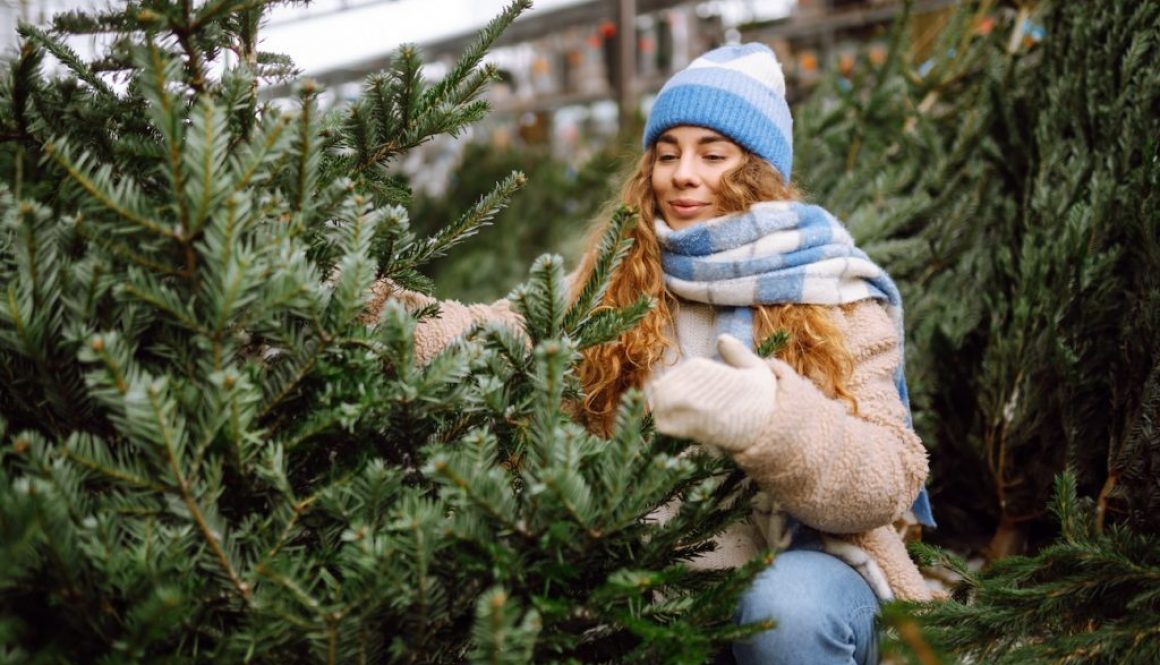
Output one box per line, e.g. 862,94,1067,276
324,191,379,328
394,493,453,655
211,367,262,475
755,329,789,359
411,341,474,398
76,332,254,605
526,337,575,461
119,269,207,335
193,0,271,27
172,0,208,94
255,484,319,565
145,379,253,606
3,42,45,151
349,47,421,173
348,1,531,175
409,100,493,143
291,82,321,216
200,194,259,353
137,42,193,239
74,226,185,277
596,390,649,520
17,23,117,100
43,141,172,239
540,457,598,536
393,171,525,273
365,72,395,151
4,199,55,312
572,295,651,351
394,45,422,134
50,6,147,34
428,66,499,120
230,112,293,193
8,431,86,595
344,102,375,169
564,204,638,332
511,255,569,343
478,322,534,377
60,255,110,322
246,247,322,328
426,0,532,110
257,333,324,420
426,430,528,539
468,587,540,665
0,207,78,433
902,473,1160,664
63,433,169,493
184,96,231,236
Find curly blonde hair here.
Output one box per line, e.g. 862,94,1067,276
571,147,857,435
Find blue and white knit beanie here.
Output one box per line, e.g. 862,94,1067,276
643,43,793,183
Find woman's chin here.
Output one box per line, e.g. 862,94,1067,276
664,210,715,230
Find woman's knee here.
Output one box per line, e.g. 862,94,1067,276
737,551,857,619
732,550,880,665
736,564,844,643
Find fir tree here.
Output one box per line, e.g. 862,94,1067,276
795,0,1160,554
793,0,1159,661
888,474,1160,664
0,1,760,662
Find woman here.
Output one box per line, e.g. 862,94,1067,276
369,42,935,665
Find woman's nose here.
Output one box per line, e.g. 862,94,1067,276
673,156,700,186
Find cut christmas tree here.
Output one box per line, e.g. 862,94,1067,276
0,1,760,662
793,0,1159,662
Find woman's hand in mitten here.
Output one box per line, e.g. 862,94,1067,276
647,334,778,453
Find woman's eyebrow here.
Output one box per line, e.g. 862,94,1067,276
656,133,730,145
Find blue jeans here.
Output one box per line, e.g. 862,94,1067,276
727,549,880,665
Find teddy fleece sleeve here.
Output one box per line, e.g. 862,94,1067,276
363,279,525,365
731,301,928,534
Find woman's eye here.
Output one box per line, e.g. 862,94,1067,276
657,154,678,162
704,154,725,162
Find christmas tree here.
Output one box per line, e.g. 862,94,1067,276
794,0,1159,661
797,0,1159,553
0,1,760,661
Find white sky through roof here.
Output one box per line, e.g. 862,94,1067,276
261,0,585,74
261,0,796,75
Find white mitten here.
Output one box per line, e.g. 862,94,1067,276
647,334,778,453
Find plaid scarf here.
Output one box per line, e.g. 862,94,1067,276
657,201,934,526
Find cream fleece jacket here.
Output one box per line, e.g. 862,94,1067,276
364,280,933,601
656,298,933,602
363,280,524,363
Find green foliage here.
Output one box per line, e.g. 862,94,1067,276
557,203,651,352
796,0,1160,549
795,0,1160,661
754,330,789,360
426,262,764,662
884,473,1160,664
0,0,757,662
410,142,622,302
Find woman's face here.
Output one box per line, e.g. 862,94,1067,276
651,126,745,230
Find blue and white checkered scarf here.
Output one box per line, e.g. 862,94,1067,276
657,200,935,526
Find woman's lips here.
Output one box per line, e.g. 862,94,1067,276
668,200,709,218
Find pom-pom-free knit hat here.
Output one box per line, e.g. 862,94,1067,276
643,43,793,182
